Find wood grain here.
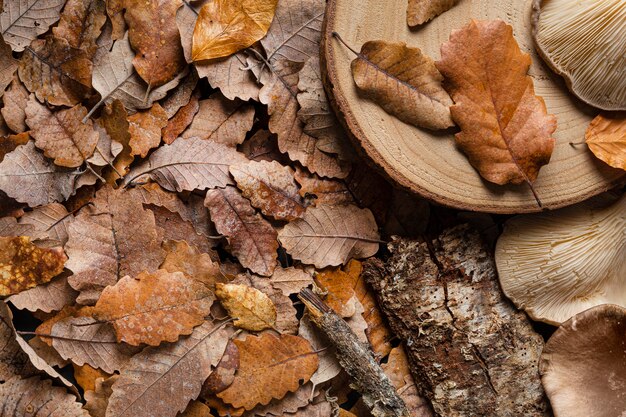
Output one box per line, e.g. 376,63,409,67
322,0,625,213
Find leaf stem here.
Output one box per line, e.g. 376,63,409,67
332,32,361,57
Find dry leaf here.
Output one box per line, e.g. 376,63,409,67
106,320,232,417
205,186,278,276
25,96,98,167
0,377,88,416
294,167,353,206
382,347,433,417
126,137,248,191
240,130,284,163
316,265,358,318
191,0,277,61
279,204,380,268
0,0,65,52
100,100,133,183
298,314,342,388
160,240,223,289
53,0,106,57
0,132,29,163
230,160,306,221
20,203,73,246
436,19,557,189
93,270,214,346
85,375,117,417
180,401,212,417
1,76,29,133
241,383,319,416
0,236,66,296
345,38,453,130
19,36,93,107
202,340,239,396
407,0,457,26
182,92,255,147
8,275,77,313
161,71,199,118
149,205,214,255
65,186,164,304
585,114,626,170
88,122,123,168
51,316,138,373
128,103,168,157
0,35,17,94
124,0,186,88
270,266,313,296
1,301,40,380
73,363,111,393
216,283,276,331
162,90,200,145
217,333,319,410
0,216,34,238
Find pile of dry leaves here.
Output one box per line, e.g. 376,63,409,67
0,0,430,416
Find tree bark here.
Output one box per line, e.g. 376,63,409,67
363,224,551,417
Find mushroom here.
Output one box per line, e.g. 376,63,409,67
532,0,626,111
495,194,625,325
540,304,626,417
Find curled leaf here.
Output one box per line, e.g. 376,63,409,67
407,0,457,26
585,114,626,170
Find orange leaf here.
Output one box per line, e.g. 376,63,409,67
585,114,626,170
128,103,168,158
217,333,319,410
436,20,556,198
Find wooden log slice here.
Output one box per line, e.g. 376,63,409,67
322,0,625,213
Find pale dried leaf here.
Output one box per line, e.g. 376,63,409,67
182,92,254,147
51,316,138,373
8,275,77,313
26,96,99,167
349,39,453,130
128,103,168,157
0,0,65,52
407,0,457,26
20,203,73,246
88,122,123,167
0,35,17,95
218,333,319,410
1,76,29,133
161,70,199,118
126,137,248,191
53,0,107,57
85,375,118,417
284,400,332,417
65,186,164,304
93,270,215,346
198,53,260,102
160,240,223,289
0,215,34,237
279,205,380,268
204,186,278,276
106,321,232,417
230,160,305,221
0,376,88,416
436,19,557,186
585,114,626,170
270,266,313,296
19,36,93,107
216,283,276,331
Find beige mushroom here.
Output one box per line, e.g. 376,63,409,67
540,304,626,417
495,194,625,325
532,0,626,111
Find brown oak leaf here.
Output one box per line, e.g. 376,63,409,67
435,20,557,192
92,269,214,346
216,283,277,331
218,333,319,410
0,36,17,95
53,0,107,57
315,263,360,318
0,236,66,296
161,71,199,118
99,100,133,183
128,103,168,158
0,377,88,416
162,90,200,145
407,0,457,26
230,160,306,221
18,202,74,246
294,167,353,206
585,114,626,170
19,36,93,107
1,76,29,133
204,186,278,276
25,96,99,167
279,204,380,268
0,0,65,52
202,340,239,396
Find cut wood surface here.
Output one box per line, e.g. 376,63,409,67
322,0,625,213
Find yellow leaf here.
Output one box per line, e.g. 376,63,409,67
585,114,626,170
192,0,278,62
215,283,276,331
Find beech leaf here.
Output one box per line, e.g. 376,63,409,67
407,0,457,26
585,114,626,170
0,141,81,206
435,20,557,193
204,186,278,276
26,96,99,167
93,270,215,346
230,160,306,221
191,0,278,62
128,103,168,158
215,283,277,331
0,0,65,52
340,36,454,130
0,377,88,416
217,333,319,410
279,204,380,268
105,320,232,417
126,137,248,192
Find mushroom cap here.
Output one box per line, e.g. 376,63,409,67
532,0,626,111
540,304,626,417
495,194,625,325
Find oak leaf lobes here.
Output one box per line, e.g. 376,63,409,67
192,0,278,61
215,283,277,331
585,114,626,170
435,20,556,189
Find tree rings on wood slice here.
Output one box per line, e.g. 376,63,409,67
322,0,625,213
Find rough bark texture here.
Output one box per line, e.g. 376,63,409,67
363,224,550,417
299,288,409,417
